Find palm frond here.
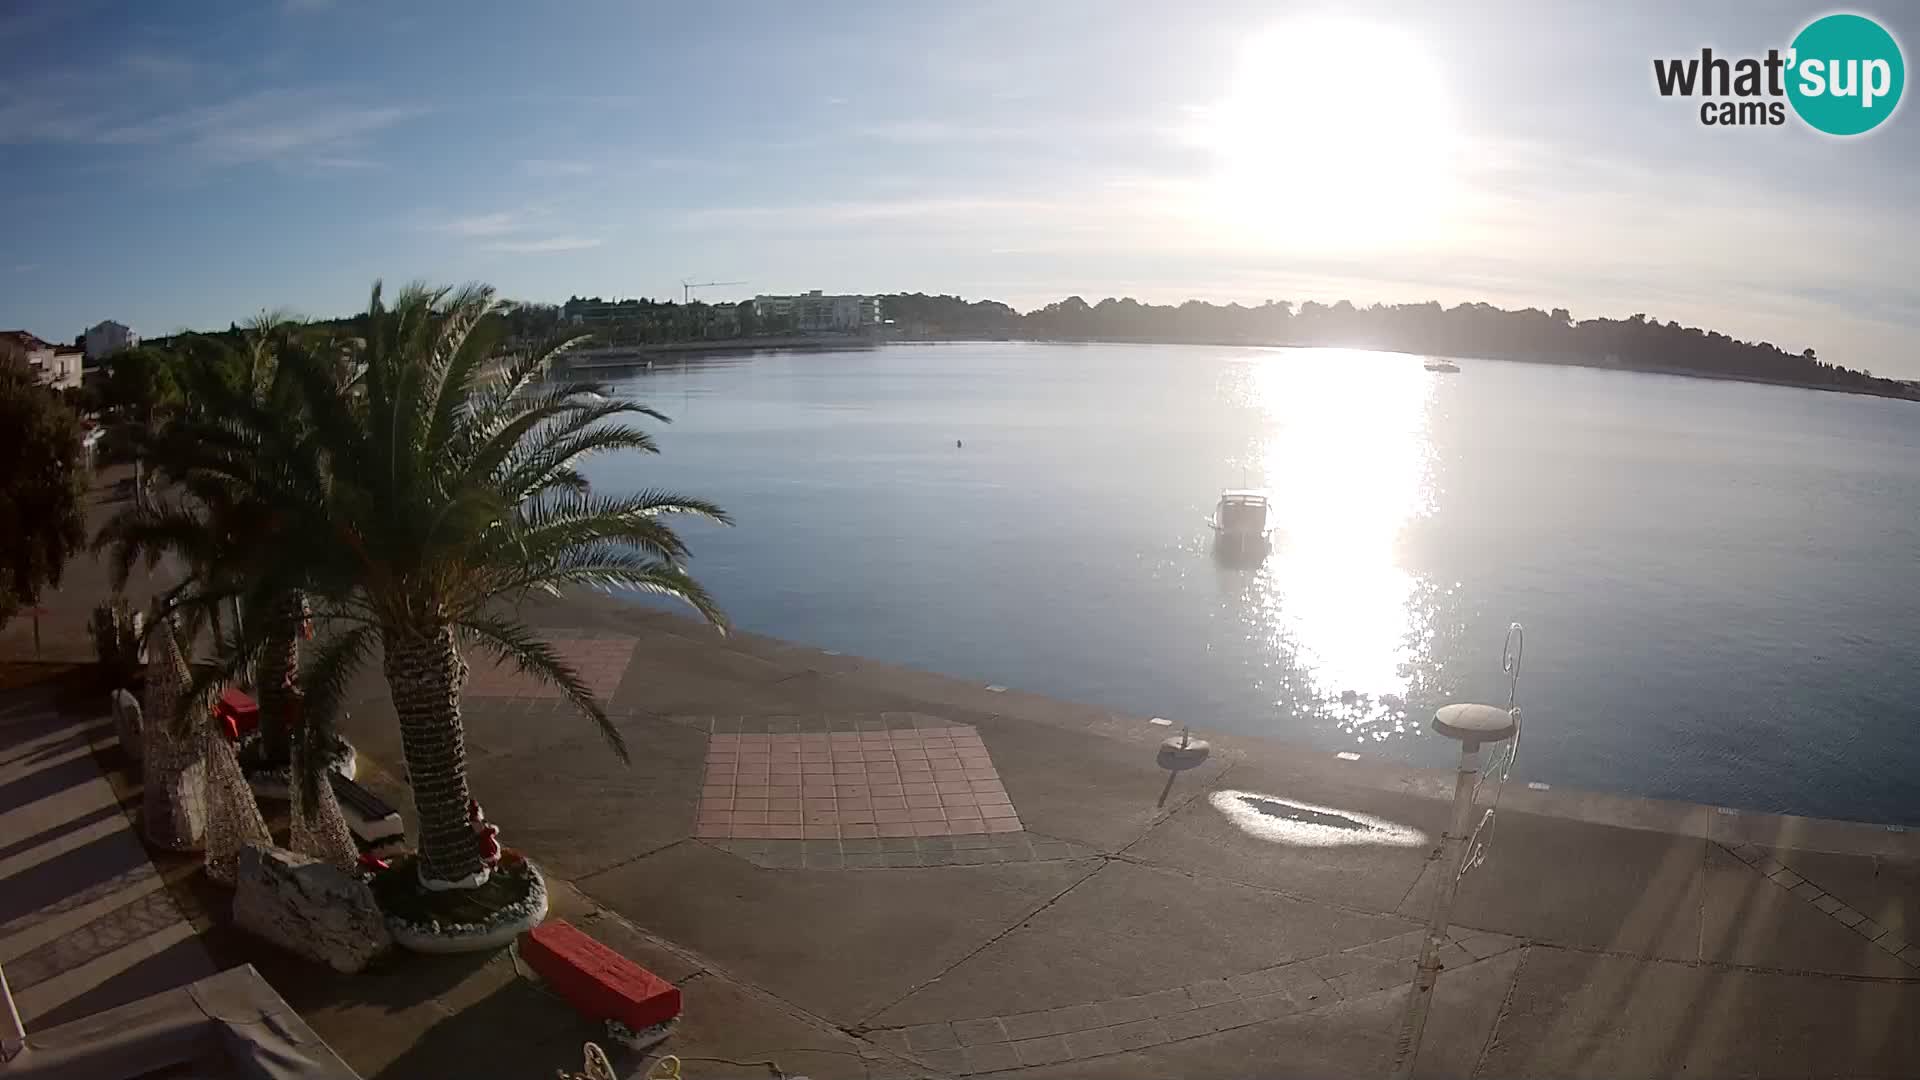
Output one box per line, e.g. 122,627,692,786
457,614,629,763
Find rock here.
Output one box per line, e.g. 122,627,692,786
142,730,207,852
110,689,143,765
233,844,392,973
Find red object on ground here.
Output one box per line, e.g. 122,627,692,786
214,687,260,741
519,920,682,1030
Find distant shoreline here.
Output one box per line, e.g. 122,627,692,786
891,334,1920,403
560,335,879,367
560,332,1917,402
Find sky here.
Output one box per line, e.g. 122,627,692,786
2,0,1917,376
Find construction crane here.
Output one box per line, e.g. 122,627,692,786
681,279,746,304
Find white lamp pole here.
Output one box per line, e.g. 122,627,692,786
1,962,26,1062
1390,623,1524,1080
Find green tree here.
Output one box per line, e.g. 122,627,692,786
0,370,87,628
235,282,728,889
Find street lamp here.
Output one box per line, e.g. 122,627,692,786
1390,623,1524,1080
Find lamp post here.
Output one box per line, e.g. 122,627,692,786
1390,623,1524,1080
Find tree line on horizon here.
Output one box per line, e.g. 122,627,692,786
133,289,1911,399
880,292,1908,396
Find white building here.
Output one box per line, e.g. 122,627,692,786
0,331,84,390
85,319,138,361
751,291,882,332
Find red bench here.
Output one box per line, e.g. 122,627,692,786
214,687,260,740
518,920,681,1031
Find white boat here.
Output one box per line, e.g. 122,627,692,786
1423,358,1460,373
1207,489,1273,558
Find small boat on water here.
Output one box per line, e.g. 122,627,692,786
1207,489,1274,561
1423,358,1460,373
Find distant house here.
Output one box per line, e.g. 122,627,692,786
750,291,882,332
84,319,139,361
1,330,82,389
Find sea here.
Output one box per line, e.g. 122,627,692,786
577,342,1920,826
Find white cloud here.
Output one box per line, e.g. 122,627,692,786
437,211,530,238
94,91,420,166
479,235,604,254
520,158,593,178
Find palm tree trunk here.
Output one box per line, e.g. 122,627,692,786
254,592,303,765
382,625,484,886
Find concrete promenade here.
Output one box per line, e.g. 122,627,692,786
2,469,1916,1077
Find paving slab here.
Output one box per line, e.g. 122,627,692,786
576,837,1096,1025
1406,805,1707,960
1697,843,1911,977
987,948,1524,1079
1769,846,1920,942
1478,944,1920,1078
963,710,1236,854
460,719,707,879
1122,756,1445,913
873,858,1416,1026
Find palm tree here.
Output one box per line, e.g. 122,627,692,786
95,320,339,767
262,282,727,890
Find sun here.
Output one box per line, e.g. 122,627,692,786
1193,18,1461,250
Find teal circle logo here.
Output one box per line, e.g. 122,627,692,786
1786,13,1905,135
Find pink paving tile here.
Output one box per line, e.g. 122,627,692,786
698,724,1023,847
710,733,741,744
463,636,637,699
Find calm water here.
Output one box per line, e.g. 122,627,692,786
578,343,1920,826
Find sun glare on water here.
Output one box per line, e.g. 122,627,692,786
1195,19,1460,250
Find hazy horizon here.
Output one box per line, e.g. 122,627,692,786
3,1,1916,376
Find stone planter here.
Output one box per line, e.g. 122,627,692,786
233,844,392,973
380,858,550,955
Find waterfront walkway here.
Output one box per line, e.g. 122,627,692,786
3,472,1917,1076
